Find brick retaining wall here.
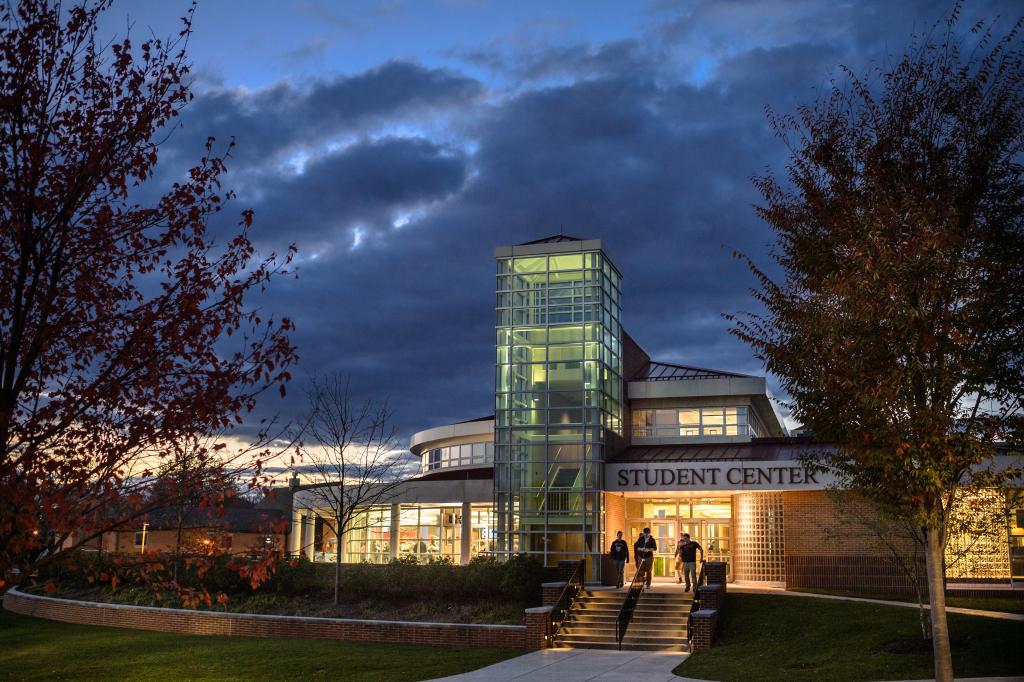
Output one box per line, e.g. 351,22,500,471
3,588,530,649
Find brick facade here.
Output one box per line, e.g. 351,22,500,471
3,588,531,649
783,491,927,593
602,492,627,585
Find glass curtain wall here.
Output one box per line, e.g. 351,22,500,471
340,504,497,564
494,248,623,579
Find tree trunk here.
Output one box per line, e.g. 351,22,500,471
925,526,953,682
334,547,341,606
914,582,930,641
334,513,342,606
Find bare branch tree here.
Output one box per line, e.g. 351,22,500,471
821,485,1014,641
296,374,411,606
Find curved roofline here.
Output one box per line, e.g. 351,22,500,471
409,418,494,455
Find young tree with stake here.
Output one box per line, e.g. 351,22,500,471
297,374,410,606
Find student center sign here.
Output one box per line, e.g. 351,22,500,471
289,236,1024,590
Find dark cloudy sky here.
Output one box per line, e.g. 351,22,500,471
100,0,1017,442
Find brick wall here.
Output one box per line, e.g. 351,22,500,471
704,561,728,592
690,609,717,652
3,588,530,649
603,493,627,585
542,582,567,606
697,583,723,612
604,493,626,541
524,606,553,649
783,491,926,593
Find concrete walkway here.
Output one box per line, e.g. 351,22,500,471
429,647,687,682
729,584,1024,621
429,647,1024,682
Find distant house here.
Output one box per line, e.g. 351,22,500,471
99,505,290,556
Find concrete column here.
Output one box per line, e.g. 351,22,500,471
289,509,302,556
304,512,315,561
460,502,472,565
390,503,401,561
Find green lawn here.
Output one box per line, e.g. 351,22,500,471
789,586,1024,615
675,593,1024,681
0,608,521,681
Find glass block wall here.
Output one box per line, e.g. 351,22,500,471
945,489,1011,579
493,245,623,579
734,492,786,582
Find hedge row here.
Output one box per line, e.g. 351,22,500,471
43,552,546,604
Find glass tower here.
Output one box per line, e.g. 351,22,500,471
493,238,623,579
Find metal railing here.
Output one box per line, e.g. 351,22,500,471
548,559,585,644
615,555,651,650
687,561,708,642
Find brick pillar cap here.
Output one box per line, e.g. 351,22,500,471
541,581,568,588
692,609,719,616
525,606,555,614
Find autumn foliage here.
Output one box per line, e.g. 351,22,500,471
730,6,1023,680
0,0,296,588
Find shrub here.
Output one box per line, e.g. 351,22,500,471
269,556,321,595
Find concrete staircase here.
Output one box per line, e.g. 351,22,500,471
553,589,693,651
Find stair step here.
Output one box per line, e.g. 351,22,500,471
555,639,689,652
556,631,618,639
554,588,695,653
626,628,688,638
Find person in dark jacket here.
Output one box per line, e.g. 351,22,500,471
609,531,630,588
674,532,705,591
634,527,657,588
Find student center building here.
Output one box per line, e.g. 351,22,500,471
290,236,1024,590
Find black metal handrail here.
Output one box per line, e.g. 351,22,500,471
615,555,650,650
548,559,585,644
687,561,708,642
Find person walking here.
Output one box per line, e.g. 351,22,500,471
634,527,657,588
609,531,630,588
674,532,704,591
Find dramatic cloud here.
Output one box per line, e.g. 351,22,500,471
147,1,1019,442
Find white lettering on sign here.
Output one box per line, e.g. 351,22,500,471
605,460,835,491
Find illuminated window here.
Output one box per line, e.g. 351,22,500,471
421,442,495,473
631,406,762,439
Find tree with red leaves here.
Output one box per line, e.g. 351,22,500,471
0,0,297,588
731,7,1023,681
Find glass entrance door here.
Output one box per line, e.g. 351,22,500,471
678,520,732,580
627,520,677,578
624,497,732,580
